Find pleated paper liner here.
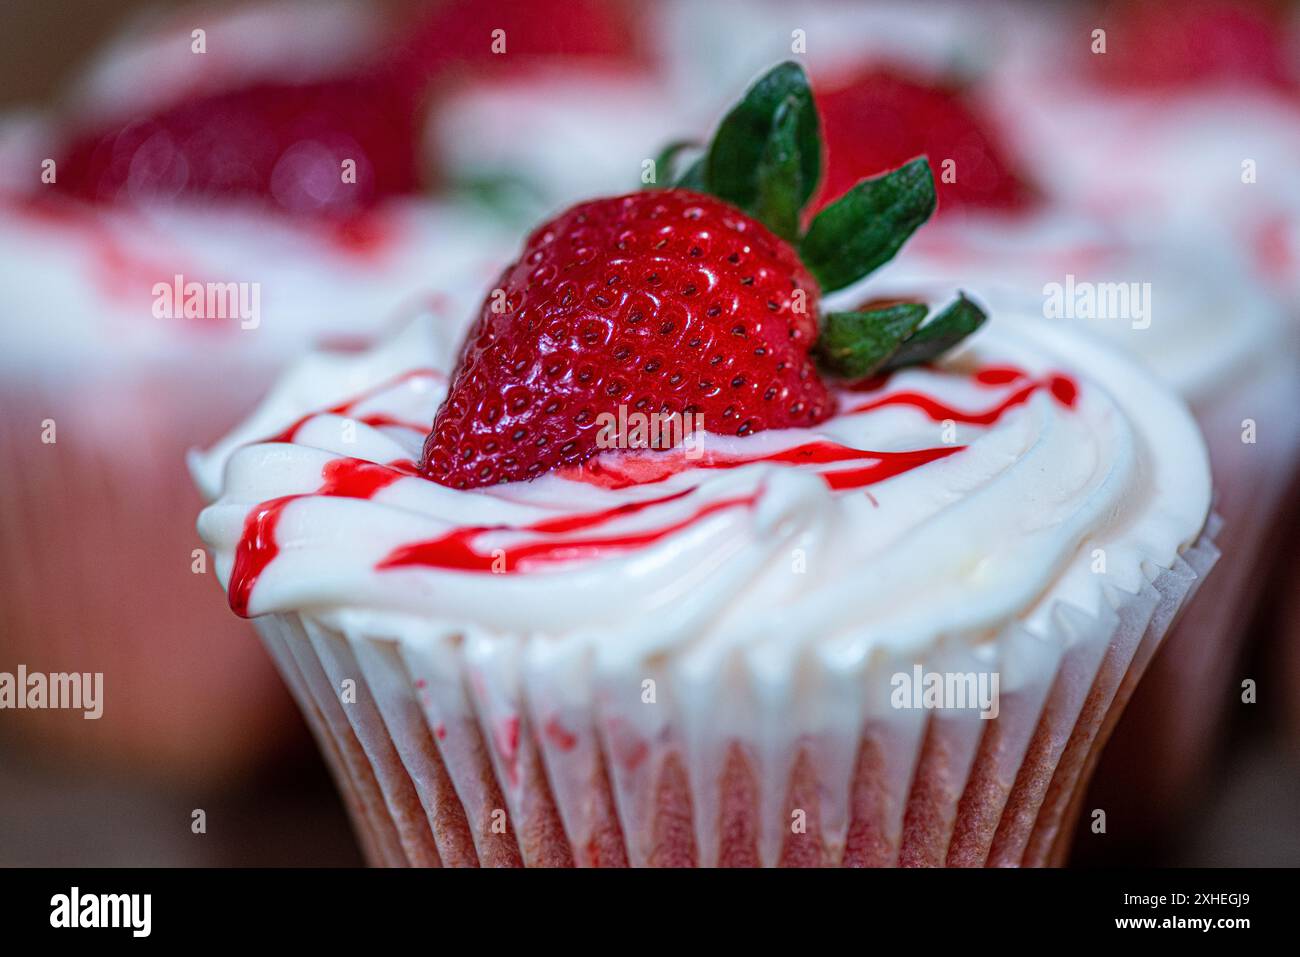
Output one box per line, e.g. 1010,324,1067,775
248,517,1219,867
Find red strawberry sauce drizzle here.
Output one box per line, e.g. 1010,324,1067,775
848,367,1077,422
262,368,441,444
559,439,964,492
227,365,1078,616
228,457,418,617
9,198,222,317
379,491,760,575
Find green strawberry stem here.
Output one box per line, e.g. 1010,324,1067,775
881,293,987,373
816,294,985,379
816,302,928,380
650,61,987,381
754,95,806,241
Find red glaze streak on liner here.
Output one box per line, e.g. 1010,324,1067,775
496,716,521,786
544,717,578,751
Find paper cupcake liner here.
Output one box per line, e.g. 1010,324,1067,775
250,521,1219,867
0,367,298,780
1085,367,1300,830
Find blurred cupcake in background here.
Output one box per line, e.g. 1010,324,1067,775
430,66,682,225
423,0,734,227
650,0,1034,110
988,0,1300,249
426,0,1034,224
0,0,649,782
404,0,653,223
599,0,1300,849
960,0,1300,848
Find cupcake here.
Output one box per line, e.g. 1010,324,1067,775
0,0,518,780
193,64,1215,865
987,0,1300,237
421,0,659,221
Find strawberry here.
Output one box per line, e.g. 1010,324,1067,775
1087,0,1297,94
56,72,424,216
421,63,987,489
422,189,828,486
816,64,1035,216
52,0,640,217
392,0,642,86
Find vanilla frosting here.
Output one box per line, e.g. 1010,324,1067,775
984,25,1300,303
874,212,1294,404
64,0,383,130
0,197,514,367
194,307,1210,694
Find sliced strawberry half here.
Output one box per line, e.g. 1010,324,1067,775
422,63,987,489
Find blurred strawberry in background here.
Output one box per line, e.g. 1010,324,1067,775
54,74,424,214
816,64,1035,216
393,0,642,82
46,0,643,218
1087,0,1298,94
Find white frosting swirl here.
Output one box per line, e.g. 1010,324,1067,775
875,212,1292,403
194,308,1210,684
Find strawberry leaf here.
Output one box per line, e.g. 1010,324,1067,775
799,157,936,293
705,61,821,222
753,95,805,241
814,302,928,380
881,293,987,371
